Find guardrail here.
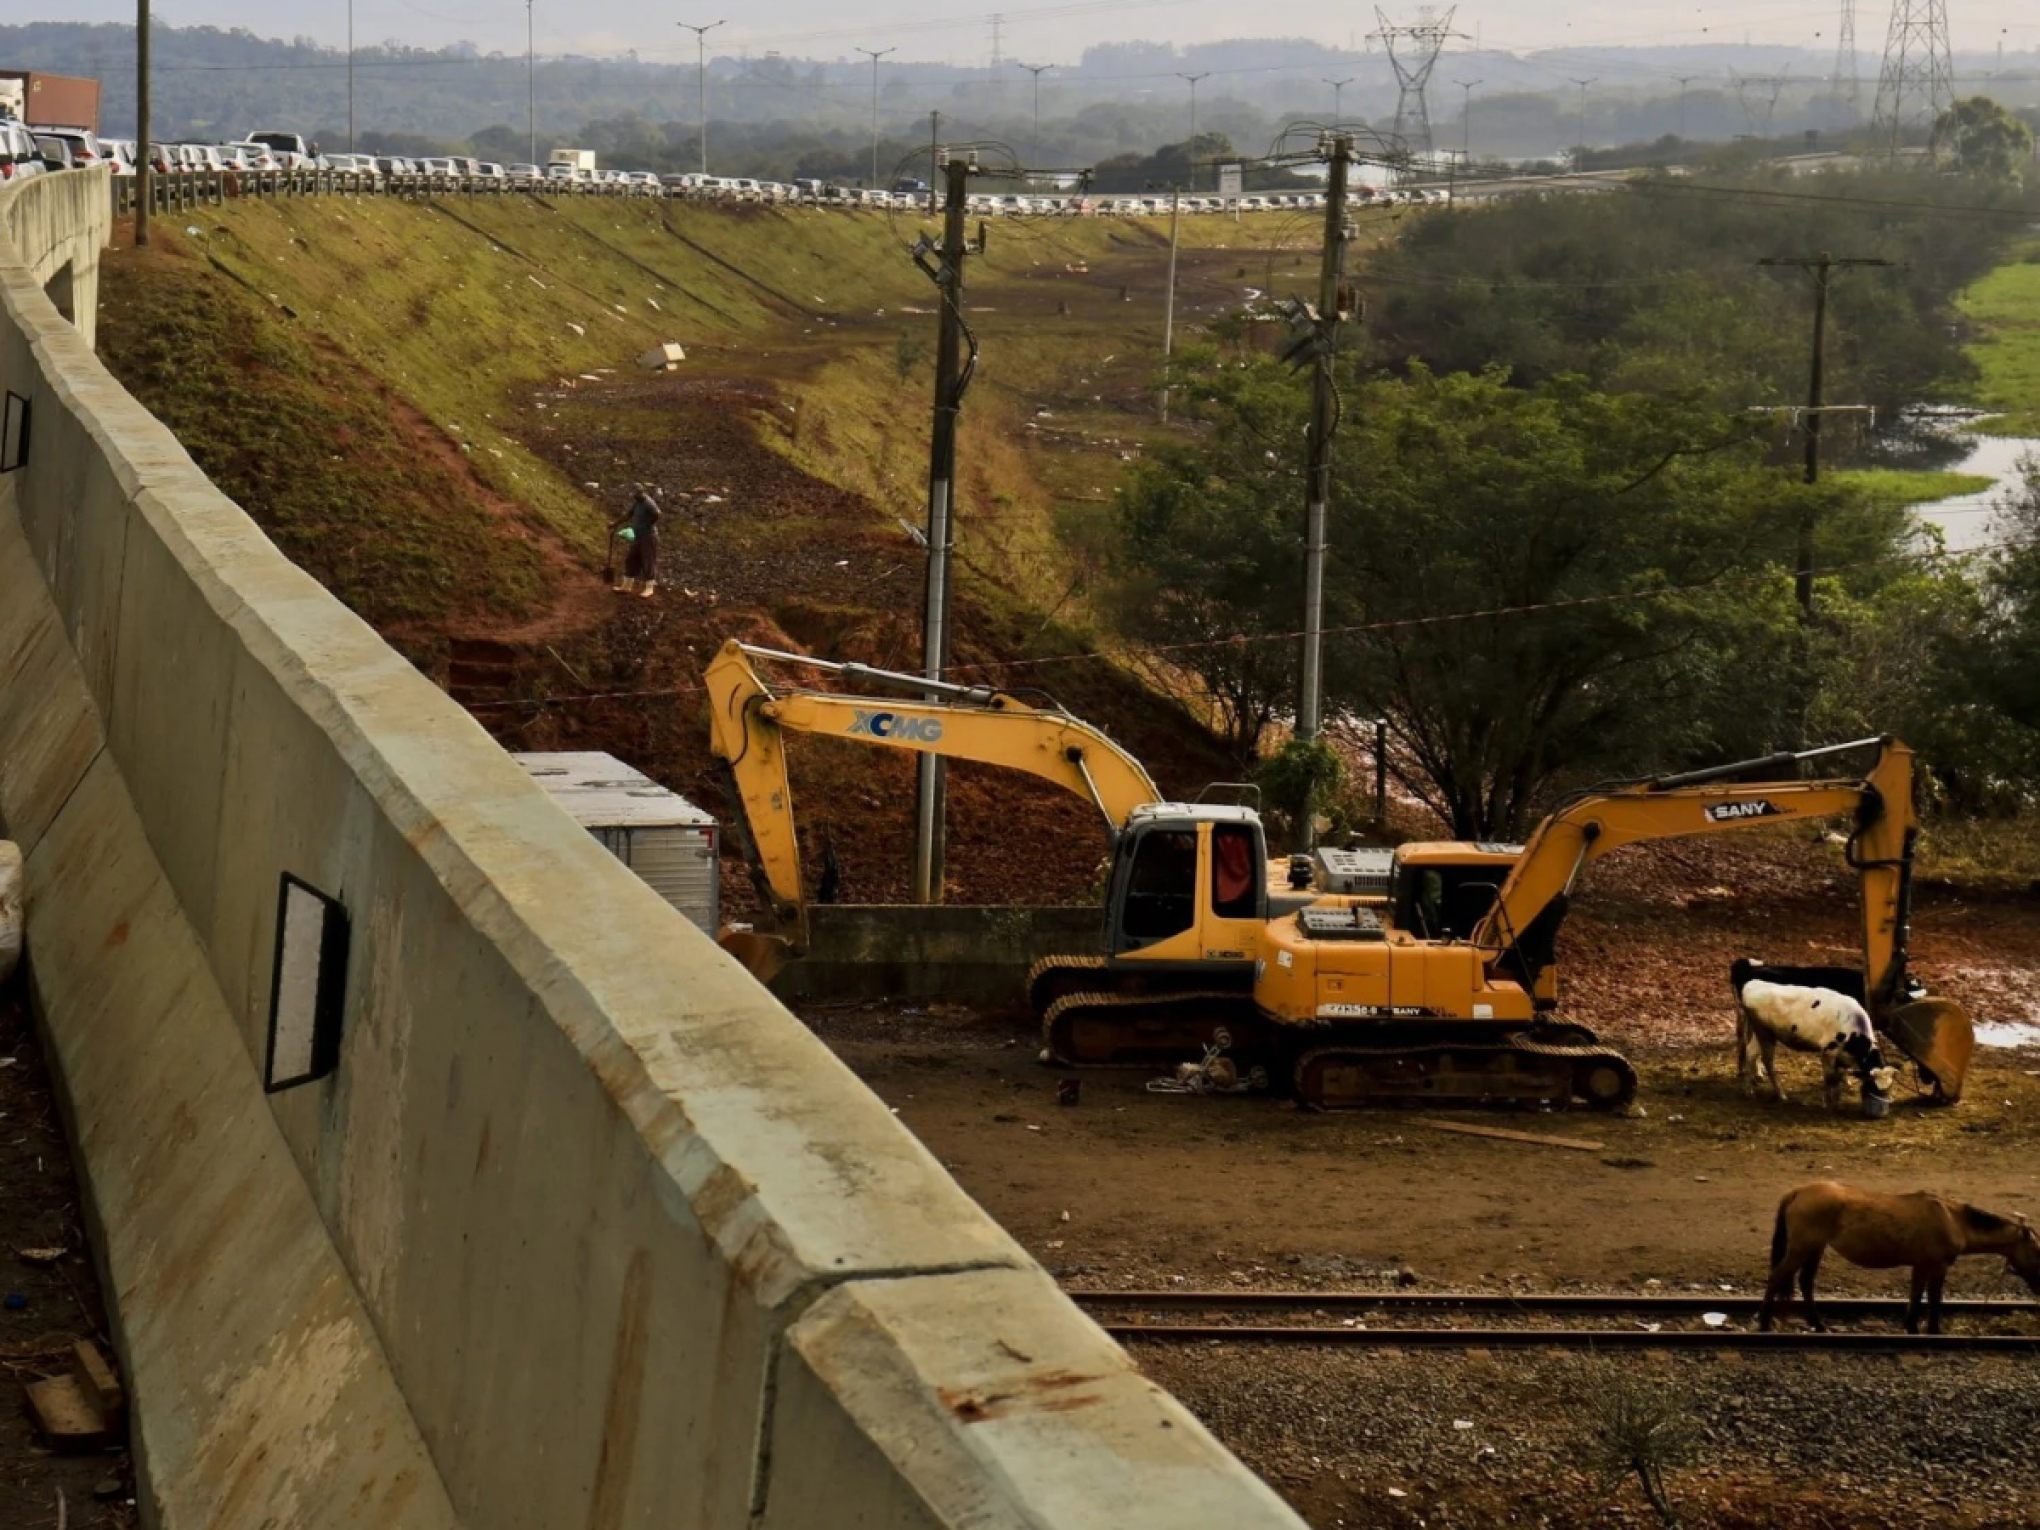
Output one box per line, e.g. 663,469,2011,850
107,168,1376,219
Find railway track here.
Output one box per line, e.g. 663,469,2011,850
1071,1288,2040,1352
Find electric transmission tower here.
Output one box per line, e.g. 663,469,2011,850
1870,0,1954,155
1830,0,1860,124
1373,5,1464,156
1729,70,1791,137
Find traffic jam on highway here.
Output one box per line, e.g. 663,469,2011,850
2,67,1443,215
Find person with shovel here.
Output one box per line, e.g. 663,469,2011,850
608,482,663,598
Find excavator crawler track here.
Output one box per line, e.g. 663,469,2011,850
1041,989,1267,1067
1294,1033,1637,1113
1026,954,1112,1017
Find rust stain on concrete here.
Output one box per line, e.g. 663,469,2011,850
938,1368,1108,1425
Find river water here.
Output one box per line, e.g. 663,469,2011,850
1907,421,2038,552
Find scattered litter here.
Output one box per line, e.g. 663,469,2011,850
1387,1488,1407,1499
1453,1419,1475,1430
1694,1175,1710,1183
636,341,686,371
16,1247,66,1266
1702,1312,1729,1328
1059,1210,1071,1223
1667,1114,1686,1124
1639,1322,1662,1334
1026,1124,1043,1133
565,321,585,336
1147,1033,1268,1095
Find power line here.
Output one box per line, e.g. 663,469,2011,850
465,530,2036,712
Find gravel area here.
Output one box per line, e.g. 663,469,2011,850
1139,1343,2040,1529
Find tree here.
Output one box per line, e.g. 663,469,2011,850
1941,454,2040,802
1106,350,1303,758
1096,356,1917,839
1321,367,1864,837
1933,97,2037,181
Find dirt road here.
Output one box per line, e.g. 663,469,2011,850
797,843,2040,1530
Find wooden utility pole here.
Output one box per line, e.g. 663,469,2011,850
1759,253,1894,615
1297,133,1353,757
927,111,941,213
135,0,151,245
913,154,973,903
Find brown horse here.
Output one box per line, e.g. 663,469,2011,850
1761,1180,2040,1334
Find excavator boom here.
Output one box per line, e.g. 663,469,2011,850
706,640,1163,943
1470,737,1971,1101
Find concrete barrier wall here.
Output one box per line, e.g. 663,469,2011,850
0,171,1304,1529
771,904,1102,1004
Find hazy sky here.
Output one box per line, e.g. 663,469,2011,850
66,0,2040,68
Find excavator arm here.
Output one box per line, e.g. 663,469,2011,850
706,640,1162,940
1470,737,1971,1100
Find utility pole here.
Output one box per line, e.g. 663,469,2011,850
1674,74,1698,142
1570,77,1596,167
1759,253,1894,616
857,47,894,188
135,0,150,245
347,0,355,153
914,154,974,903
526,0,536,167
1177,72,1208,190
1159,182,1182,420
928,111,941,213
679,19,724,178
1017,62,1054,177
1324,76,1354,123
1296,132,1353,803
1454,77,1481,157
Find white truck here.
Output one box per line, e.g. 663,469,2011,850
548,147,597,174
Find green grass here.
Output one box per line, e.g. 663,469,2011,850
97,195,1286,660
1829,466,1998,508
1958,243,2040,437
95,239,551,639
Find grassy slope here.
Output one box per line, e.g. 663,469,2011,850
100,196,1299,628
1829,466,1997,506
95,195,1329,903
1958,242,2040,436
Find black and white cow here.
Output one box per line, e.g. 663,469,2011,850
1729,957,1898,1114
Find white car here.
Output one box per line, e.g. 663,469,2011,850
0,120,46,182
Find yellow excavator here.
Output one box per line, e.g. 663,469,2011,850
706,640,1974,1110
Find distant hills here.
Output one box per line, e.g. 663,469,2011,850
3,20,2033,171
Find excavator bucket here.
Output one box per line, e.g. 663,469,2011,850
1880,996,1975,1105
719,926,796,986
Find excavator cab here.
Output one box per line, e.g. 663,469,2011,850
1102,806,1269,964
1388,843,1524,940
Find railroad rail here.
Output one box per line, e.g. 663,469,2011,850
1072,1288,2040,1352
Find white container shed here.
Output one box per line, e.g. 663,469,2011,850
514,751,720,935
